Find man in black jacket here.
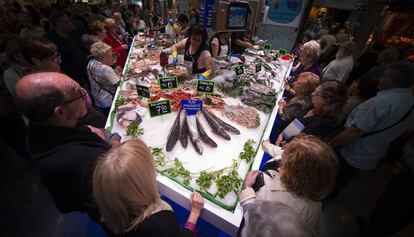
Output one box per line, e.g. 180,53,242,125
14,72,118,222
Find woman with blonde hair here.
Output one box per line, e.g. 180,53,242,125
240,134,339,233
93,139,204,236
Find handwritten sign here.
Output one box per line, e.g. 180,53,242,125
159,76,178,90
148,100,172,117
196,80,215,94
136,84,150,98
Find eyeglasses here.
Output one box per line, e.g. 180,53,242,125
63,87,87,105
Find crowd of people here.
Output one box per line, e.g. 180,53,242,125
1,2,414,237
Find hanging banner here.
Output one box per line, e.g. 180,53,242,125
265,0,306,27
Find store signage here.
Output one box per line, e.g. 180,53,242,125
255,63,262,73
159,76,178,90
235,65,244,76
148,100,172,117
263,44,272,51
181,100,203,116
279,48,287,55
136,84,150,98
265,0,305,28
196,80,215,94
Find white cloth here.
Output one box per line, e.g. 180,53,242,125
87,59,119,108
211,37,229,57
340,88,414,170
20,26,46,38
239,171,322,232
322,55,354,82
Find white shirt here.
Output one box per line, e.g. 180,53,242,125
340,88,414,170
87,59,120,108
322,55,353,82
211,37,229,57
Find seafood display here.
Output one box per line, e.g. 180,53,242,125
224,105,260,128
106,35,293,211
240,83,277,113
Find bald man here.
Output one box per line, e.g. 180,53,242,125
14,72,117,222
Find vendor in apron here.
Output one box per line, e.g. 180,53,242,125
171,24,214,80
209,32,230,58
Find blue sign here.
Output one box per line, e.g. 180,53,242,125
181,100,203,116
267,0,303,27
200,0,215,28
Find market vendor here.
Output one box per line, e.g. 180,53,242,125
174,14,190,40
231,31,253,55
171,24,214,80
209,31,230,58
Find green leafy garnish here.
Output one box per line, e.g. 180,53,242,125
163,158,191,186
239,139,256,163
126,120,144,137
114,96,124,111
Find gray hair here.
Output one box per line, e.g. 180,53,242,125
385,61,414,88
241,201,316,237
302,40,321,64
90,42,112,58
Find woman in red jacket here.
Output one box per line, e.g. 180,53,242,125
103,18,128,68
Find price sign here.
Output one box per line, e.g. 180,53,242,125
148,100,172,117
263,44,272,51
181,100,202,116
235,65,244,76
279,48,287,55
136,84,150,98
255,63,262,73
159,76,178,90
196,80,215,94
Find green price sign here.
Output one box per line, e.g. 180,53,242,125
279,48,287,55
235,65,244,76
263,44,272,51
148,100,172,117
196,80,215,94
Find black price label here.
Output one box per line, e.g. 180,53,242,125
263,44,272,51
196,80,215,94
136,84,150,98
255,63,262,73
235,65,244,76
159,76,178,90
279,48,287,55
148,100,172,117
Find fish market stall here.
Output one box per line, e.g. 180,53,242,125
105,34,293,236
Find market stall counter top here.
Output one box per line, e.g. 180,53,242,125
105,34,293,236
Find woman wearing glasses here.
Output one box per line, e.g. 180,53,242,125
87,42,120,117
275,80,348,145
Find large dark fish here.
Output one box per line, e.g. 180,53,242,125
186,113,203,155
201,109,231,140
196,113,217,148
166,111,181,152
179,110,188,148
206,110,240,135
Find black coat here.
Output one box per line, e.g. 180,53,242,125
28,122,110,221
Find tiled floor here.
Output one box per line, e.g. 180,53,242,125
1,137,413,237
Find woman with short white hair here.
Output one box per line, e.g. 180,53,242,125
87,42,120,117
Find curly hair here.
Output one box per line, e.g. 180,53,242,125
280,134,339,201
298,72,320,95
317,80,348,121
